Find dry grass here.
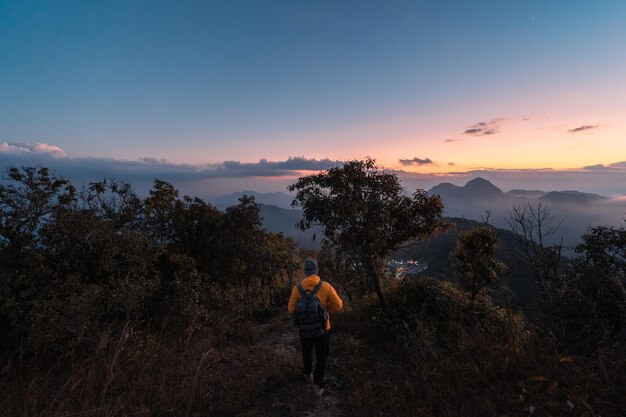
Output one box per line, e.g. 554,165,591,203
329,280,626,417
0,307,300,417
2,280,624,417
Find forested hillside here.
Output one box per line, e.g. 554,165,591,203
1,163,625,417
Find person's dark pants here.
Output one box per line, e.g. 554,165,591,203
300,332,330,388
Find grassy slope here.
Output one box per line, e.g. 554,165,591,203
2,281,625,417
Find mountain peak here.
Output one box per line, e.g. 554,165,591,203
463,178,503,196
428,178,503,200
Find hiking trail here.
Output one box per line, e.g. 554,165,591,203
251,311,346,417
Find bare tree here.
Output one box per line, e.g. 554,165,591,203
507,203,564,290
480,209,492,225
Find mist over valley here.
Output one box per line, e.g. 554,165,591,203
215,177,626,250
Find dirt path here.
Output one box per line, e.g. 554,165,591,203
253,314,346,417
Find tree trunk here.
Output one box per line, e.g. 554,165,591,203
367,256,388,311
371,272,388,311
337,281,354,310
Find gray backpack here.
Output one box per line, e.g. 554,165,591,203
294,281,329,337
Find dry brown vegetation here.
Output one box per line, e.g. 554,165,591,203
331,279,626,417
3,279,624,417
1,291,292,417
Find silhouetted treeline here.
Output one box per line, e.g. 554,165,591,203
1,166,625,357
0,167,297,355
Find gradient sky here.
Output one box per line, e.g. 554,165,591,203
1,0,626,193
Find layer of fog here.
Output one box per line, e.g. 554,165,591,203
439,195,625,248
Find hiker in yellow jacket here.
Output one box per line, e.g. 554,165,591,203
288,258,343,397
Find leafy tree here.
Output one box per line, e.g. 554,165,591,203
82,179,144,230
571,224,626,336
169,195,224,277
144,179,180,245
320,242,371,307
576,224,626,283
0,166,75,257
222,195,266,307
450,226,507,301
0,165,302,355
0,167,77,349
258,233,298,306
289,158,447,310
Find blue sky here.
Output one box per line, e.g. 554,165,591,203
1,0,625,195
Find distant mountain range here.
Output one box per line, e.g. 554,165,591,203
424,178,622,247
427,177,607,204
429,178,505,200
206,179,624,312
210,178,624,249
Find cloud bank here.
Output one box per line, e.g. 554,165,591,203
0,142,346,195
2,141,625,198
0,143,342,178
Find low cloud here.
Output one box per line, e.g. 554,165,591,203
568,125,598,133
215,157,342,177
445,138,462,143
0,143,343,195
463,119,503,136
3,141,625,201
398,157,434,166
0,142,66,158
139,157,169,164
1,152,341,180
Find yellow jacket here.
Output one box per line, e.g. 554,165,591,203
288,275,343,331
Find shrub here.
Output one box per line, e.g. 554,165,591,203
450,226,507,301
